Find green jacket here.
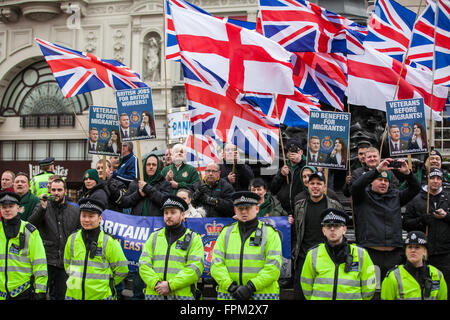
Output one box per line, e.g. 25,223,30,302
300,242,376,300
381,264,447,300
18,191,40,221
139,227,204,300
211,220,282,300
258,193,288,217
0,219,48,299
161,163,200,194
30,171,54,197
64,229,129,300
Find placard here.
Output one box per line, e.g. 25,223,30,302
386,98,428,156
115,87,156,141
168,111,191,140
306,110,351,170
88,105,121,156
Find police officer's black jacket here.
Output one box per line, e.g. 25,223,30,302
404,187,450,256
351,169,420,248
29,200,81,268
120,176,172,216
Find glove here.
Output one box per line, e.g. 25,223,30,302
34,292,47,300
192,190,206,203
205,196,218,206
228,281,239,295
198,184,210,194
232,281,256,300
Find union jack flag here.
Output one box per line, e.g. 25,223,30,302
165,0,256,61
182,55,279,167
242,87,321,128
258,0,367,55
292,52,348,110
367,0,450,87
35,38,147,98
365,0,416,62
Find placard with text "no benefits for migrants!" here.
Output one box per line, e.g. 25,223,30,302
307,110,351,170
88,105,121,156
115,87,157,142
386,98,428,156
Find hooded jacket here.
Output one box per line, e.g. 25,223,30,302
120,154,172,216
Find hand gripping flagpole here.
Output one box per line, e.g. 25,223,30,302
273,94,289,184
379,0,424,158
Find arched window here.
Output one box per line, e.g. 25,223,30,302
0,60,92,117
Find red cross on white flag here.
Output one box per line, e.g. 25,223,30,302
169,2,295,95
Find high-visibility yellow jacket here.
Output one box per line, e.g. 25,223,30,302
139,228,204,300
0,220,47,299
64,229,129,300
300,242,376,300
381,264,447,300
211,220,282,300
30,171,54,198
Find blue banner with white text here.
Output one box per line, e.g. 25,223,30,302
101,210,291,277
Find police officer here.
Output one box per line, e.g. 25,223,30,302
381,231,447,300
211,191,283,300
64,198,129,300
300,208,376,300
0,192,47,300
139,195,204,300
30,157,56,197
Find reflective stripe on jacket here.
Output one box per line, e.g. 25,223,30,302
64,229,129,300
211,221,282,300
381,264,447,300
0,221,47,299
300,243,376,300
139,228,204,300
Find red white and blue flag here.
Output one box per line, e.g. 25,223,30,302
242,87,321,128
258,0,367,55
182,55,279,167
367,0,450,86
347,46,447,120
169,3,295,95
165,0,256,61
35,38,147,98
292,52,348,110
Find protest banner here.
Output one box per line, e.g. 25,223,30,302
100,210,291,278
115,87,156,142
88,106,121,156
386,98,428,156
168,111,191,140
306,110,351,170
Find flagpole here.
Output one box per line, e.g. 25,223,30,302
346,101,356,231
273,94,289,184
379,0,424,157
162,0,170,145
68,98,89,139
426,0,439,237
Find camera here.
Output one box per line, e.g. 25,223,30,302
389,160,402,169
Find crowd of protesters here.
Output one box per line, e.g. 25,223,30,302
1,138,449,300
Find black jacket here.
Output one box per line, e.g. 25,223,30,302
351,169,420,248
343,165,400,197
270,159,306,215
120,176,172,216
219,163,254,191
404,187,450,256
78,182,110,207
191,178,234,217
29,200,81,268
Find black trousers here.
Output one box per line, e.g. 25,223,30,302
429,252,450,299
365,247,404,283
48,265,68,300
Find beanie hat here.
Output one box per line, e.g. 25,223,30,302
83,169,100,184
